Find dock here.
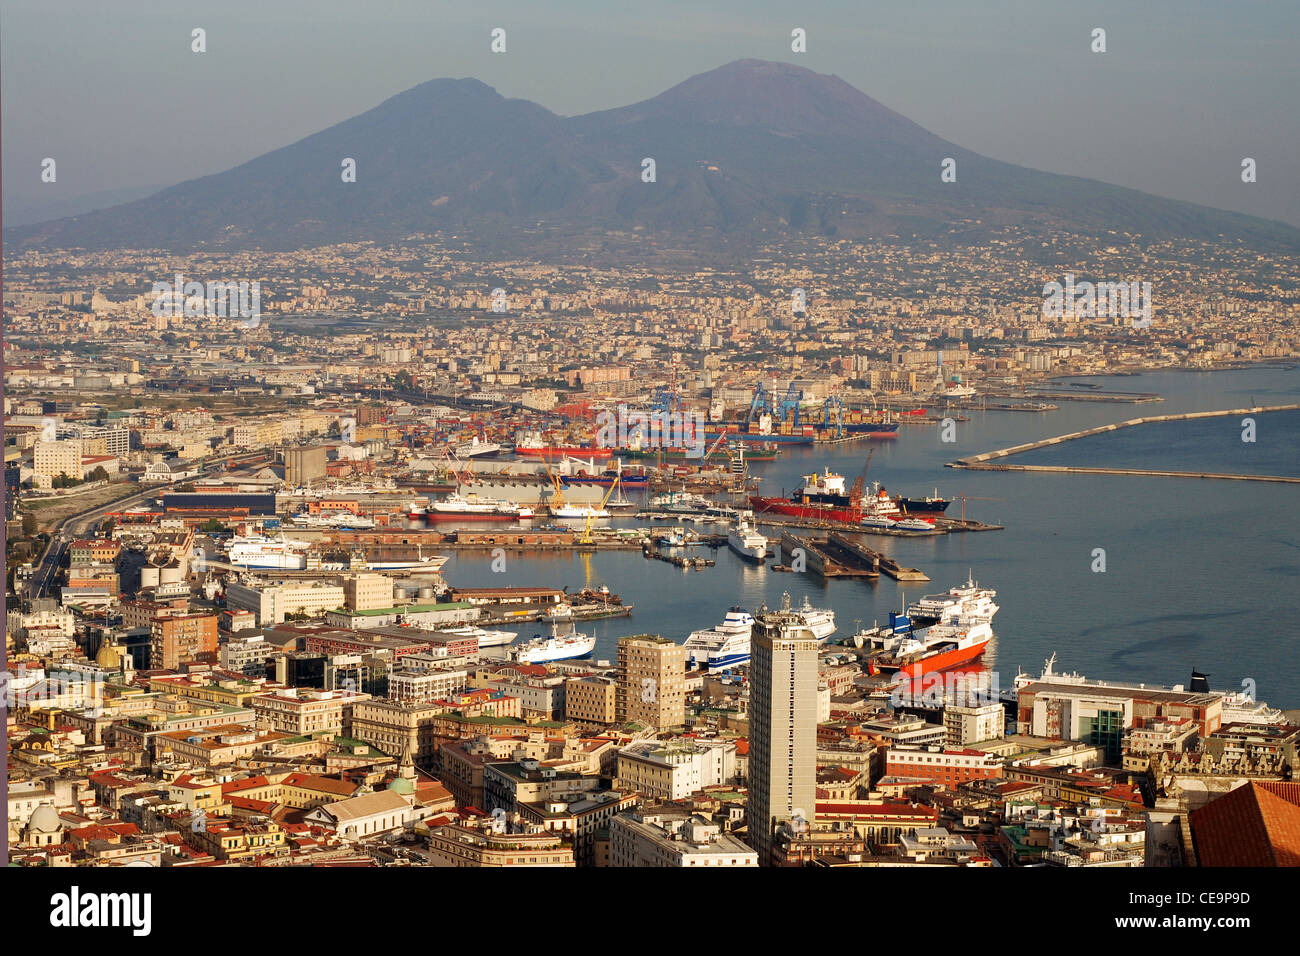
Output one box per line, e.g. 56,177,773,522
779,532,877,579
950,404,1300,482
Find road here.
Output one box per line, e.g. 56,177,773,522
19,448,276,601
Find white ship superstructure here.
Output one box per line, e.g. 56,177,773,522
684,607,755,671
436,625,516,648
226,535,311,570
511,622,596,664
727,517,768,563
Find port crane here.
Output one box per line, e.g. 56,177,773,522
956,492,1003,523
822,396,845,439
579,473,621,544
848,448,876,501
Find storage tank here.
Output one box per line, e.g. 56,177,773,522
160,565,183,584
418,586,435,600
140,566,161,588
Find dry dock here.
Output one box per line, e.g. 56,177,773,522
950,404,1300,482
779,531,929,582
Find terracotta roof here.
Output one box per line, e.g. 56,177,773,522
1190,781,1300,866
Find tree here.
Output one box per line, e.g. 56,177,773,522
87,465,110,483
21,513,37,537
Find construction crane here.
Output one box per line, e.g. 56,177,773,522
957,492,1003,523
580,473,621,544
848,448,876,501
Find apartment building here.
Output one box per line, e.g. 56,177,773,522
149,613,219,669
610,810,758,867
250,687,368,735
566,675,616,727
616,635,686,731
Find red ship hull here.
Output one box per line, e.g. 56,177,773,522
749,496,864,523
421,512,521,522
892,639,990,678
517,446,613,461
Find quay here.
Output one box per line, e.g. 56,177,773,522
643,545,715,571
779,531,877,579
958,463,1300,483
778,531,929,582
950,404,1300,481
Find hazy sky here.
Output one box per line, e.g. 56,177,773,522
4,0,1299,228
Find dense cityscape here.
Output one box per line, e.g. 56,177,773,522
6,223,1297,873
3,9,1298,932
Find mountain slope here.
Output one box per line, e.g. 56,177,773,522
11,59,1300,255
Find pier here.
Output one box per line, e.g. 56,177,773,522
950,404,1300,482
779,531,929,582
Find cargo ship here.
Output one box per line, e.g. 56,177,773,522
842,421,900,437
704,424,816,446
514,430,613,462
622,445,780,462
751,468,900,523
561,467,649,487
896,489,952,513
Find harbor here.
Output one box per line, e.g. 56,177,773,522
950,403,1300,481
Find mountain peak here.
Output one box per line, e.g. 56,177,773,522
629,59,922,138
10,61,1300,256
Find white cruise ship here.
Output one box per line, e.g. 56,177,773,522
290,510,376,529
727,517,768,563
511,622,596,664
685,596,836,671
684,607,756,671
908,574,999,628
226,535,311,570
550,503,609,520
788,593,837,642
455,436,502,459
436,625,516,649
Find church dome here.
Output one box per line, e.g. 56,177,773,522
28,804,61,833
387,776,415,796
96,642,122,669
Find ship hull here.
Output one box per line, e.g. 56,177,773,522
561,475,649,486
898,498,951,513
844,423,900,436
728,538,766,563
891,639,990,678
750,496,863,523
517,447,613,461
704,432,815,446
424,511,520,521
